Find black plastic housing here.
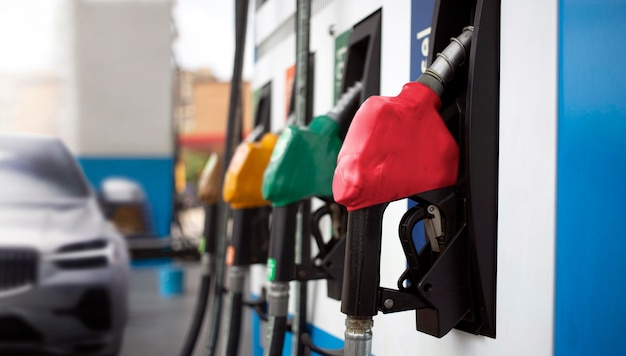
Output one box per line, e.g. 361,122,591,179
204,204,219,256
268,203,299,282
255,82,272,134
231,207,271,266
427,0,500,338
338,9,381,139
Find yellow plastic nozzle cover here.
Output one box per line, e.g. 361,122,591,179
197,152,222,204
222,133,279,209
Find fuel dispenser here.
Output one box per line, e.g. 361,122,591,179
261,83,363,356
262,80,362,289
332,0,499,354
221,82,275,356
261,9,381,355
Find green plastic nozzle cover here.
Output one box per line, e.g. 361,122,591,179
261,115,341,207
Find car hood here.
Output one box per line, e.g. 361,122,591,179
0,199,113,252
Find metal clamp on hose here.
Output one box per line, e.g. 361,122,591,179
268,282,290,318
419,26,473,96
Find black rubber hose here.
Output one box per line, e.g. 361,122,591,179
180,203,218,356
225,292,244,356
179,273,211,356
266,316,288,356
204,0,249,355
204,204,219,256
264,204,297,355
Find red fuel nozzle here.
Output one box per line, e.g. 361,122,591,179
332,26,473,211
332,82,459,211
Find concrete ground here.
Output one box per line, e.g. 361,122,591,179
120,207,252,356
119,262,206,356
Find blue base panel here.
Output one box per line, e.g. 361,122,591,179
78,156,174,238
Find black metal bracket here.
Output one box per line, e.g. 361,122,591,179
301,333,344,356
378,287,429,314
365,187,472,338
295,202,347,300
243,287,269,322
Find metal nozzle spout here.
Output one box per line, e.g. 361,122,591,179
418,26,474,96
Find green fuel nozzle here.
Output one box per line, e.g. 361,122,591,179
261,82,363,206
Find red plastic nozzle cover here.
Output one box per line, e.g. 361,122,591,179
332,82,459,211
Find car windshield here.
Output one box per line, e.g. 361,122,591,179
0,136,90,203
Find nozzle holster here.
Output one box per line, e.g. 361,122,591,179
341,187,472,337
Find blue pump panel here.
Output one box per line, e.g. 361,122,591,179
556,1,626,355
410,0,436,81
78,156,174,238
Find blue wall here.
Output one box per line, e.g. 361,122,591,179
78,157,174,238
410,0,435,82
556,1,626,355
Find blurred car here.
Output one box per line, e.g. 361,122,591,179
0,133,129,355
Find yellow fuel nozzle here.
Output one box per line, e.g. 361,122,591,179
197,152,223,205
222,132,279,209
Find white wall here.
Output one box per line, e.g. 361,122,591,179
73,0,174,157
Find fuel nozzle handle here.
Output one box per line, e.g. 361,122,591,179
326,81,363,140
340,205,386,356
341,204,387,317
264,203,299,356
197,152,222,206
332,27,472,212
262,83,362,206
418,26,474,96
267,203,298,283
196,153,222,256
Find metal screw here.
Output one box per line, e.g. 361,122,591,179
383,299,394,309
428,205,436,213
328,24,336,36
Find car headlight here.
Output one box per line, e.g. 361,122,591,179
46,239,119,269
